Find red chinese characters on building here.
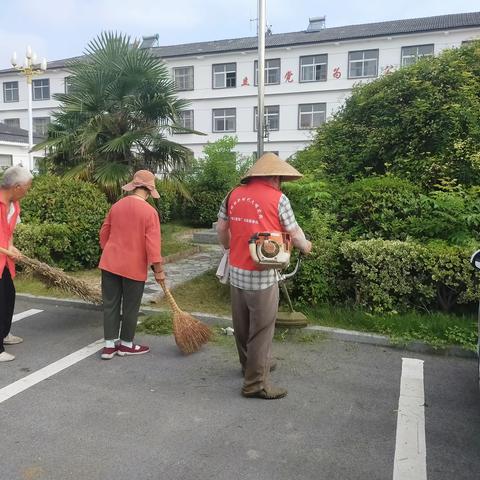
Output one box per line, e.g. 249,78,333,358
284,70,294,83
333,67,342,79
241,76,250,86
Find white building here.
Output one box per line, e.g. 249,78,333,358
0,11,479,161
0,122,43,170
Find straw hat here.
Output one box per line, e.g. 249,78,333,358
241,152,302,183
122,170,160,198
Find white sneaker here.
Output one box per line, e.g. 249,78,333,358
4,333,23,345
0,351,15,362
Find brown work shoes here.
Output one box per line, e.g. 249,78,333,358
242,384,288,400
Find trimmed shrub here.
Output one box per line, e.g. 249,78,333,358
291,234,353,306
340,240,434,312
14,223,71,266
19,175,109,270
339,239,478,313
423,241,479,311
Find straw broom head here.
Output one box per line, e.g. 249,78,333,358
18,255,102,305
160,281,212,354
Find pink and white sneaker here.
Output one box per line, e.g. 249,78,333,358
117,344,150,356
101,346,118,360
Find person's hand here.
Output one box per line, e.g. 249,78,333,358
154,271,166,284
302,240,312,255
8,246,22,260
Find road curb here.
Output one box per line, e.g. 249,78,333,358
17,293,478,359
17,293,103,311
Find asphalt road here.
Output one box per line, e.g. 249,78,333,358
0,297,479,480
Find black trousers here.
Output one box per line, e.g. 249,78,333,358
0,267,15,353
101,270,145,343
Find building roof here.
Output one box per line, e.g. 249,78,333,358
152,11,480,58
0,123,44,144
0,11,479,74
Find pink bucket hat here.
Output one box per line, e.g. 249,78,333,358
122,170,160,198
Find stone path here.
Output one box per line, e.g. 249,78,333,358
142,244,223,304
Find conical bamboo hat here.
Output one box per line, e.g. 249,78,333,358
241,152,303,183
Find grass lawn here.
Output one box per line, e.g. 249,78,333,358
160,222,195,257
152,270,231,316
304,305,478,351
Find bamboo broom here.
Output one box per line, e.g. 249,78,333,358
159,280,212,354
0,247,102,305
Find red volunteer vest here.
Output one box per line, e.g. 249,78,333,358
228,179,283,271
0,199,20,279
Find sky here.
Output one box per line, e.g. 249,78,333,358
0,0,479,68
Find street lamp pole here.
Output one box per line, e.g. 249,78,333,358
10,47,47,171
257,0,266,158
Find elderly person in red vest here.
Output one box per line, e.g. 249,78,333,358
217,153,311,399
99,170,165,360
0,165,33,362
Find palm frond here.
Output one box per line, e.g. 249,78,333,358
93,162,132,201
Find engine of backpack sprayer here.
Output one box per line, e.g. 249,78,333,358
248,232,291,269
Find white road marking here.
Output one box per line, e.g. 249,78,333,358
393,358,427,480
0,339,103,404
12,309,43,323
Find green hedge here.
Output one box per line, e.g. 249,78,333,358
291,235,353,306
340,239,478,313
14,223,71,266
292,238,478,313
18,175,109,270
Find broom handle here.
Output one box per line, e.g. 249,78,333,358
159,280,181,313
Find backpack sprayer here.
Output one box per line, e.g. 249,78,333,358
249,231,308,328
249,232,292,269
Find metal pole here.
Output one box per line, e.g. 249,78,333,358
27,75,33,171
257,0,266,158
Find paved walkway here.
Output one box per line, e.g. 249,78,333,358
142,244,223,304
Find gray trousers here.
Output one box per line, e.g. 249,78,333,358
101,270,145,342
230,283,279,394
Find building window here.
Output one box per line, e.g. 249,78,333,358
3,81,19,103
348,49,379,78
254,59,281,85
33,117,50,136
401,44,434,66
213,63,236,88
212,108,236,132
3,118,20,129
32,79,50,101
177,110,194,130
0,154,13,169
64,76,73,94
299,55,328,82
173,66,194,91
298,103,326,129
254,105,280,131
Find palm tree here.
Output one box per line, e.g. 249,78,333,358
35,32,197,201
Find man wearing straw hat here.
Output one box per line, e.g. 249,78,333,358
217,152,311,399
0,165,33,362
